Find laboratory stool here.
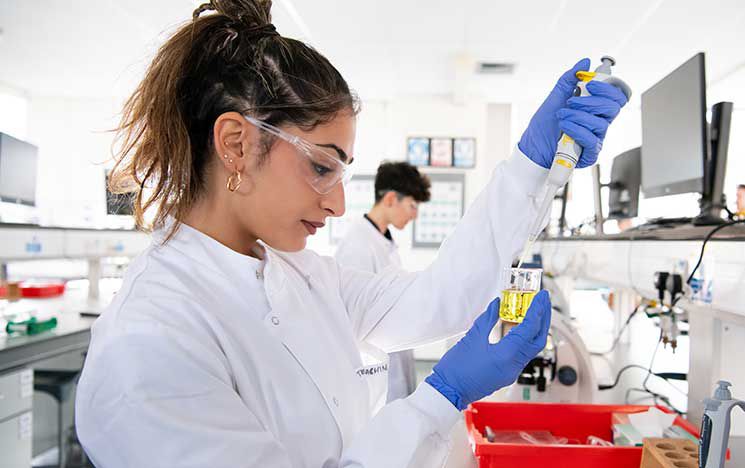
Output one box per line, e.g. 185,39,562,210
34,370,84,468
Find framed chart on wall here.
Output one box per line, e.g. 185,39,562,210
429,137,453,167
406,137,430,166
453,137,476,168
328,175,375,244
412,173,465,248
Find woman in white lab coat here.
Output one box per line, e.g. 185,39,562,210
75,1,628,466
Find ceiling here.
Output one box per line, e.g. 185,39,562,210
2,0,745,104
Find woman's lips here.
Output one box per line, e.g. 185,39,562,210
301,220,324,235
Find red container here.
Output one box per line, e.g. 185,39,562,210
465,401,702,468
19,282,66,298
0,282,65,299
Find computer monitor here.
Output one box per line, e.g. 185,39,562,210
641,53,707,199
105,170,135,216
0,133,38,206
608,147,641,219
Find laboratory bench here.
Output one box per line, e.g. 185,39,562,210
551,222,745,242
0,222,146,465
0,314,94,375
0,281,115,467
527,223,745,467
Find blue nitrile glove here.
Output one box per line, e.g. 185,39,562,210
425,290,552,410
518,59,629,169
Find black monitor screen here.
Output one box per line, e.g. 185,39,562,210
608,147,641,219
0,133,38,206
641,53,707,198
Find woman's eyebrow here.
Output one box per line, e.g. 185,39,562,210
317,143,353,164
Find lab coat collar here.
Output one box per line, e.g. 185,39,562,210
151,218,323,292
363,214,393,241
152,219,265,288
357,217,398,254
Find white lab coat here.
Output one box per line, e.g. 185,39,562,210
335,218,416,403
335,217,402,273
75,148,547,468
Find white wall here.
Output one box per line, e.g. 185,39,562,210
27,97,120,228
1,94,122,227
306,97,512,273
0,86,29,140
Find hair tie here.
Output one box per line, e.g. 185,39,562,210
242,23,279,41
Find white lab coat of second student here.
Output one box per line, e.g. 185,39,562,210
335,216,402,273
335,217,418,402
75,148,548,468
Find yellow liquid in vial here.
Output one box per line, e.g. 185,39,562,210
499,289,538,324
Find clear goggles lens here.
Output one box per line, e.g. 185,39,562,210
294,141,354,195
244,115,352,195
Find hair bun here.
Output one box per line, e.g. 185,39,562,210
210,0,272,27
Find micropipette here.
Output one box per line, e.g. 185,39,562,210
516,56,632,268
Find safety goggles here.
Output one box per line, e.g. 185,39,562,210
244,115,353,194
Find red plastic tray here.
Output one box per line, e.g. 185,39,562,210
465,401,703,468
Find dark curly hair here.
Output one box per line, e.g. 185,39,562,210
374,162,431,203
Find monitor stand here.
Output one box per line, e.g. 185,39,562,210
693,210,728,226
694,102,733,226
639,217,693,229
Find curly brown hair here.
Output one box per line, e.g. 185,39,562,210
374,162,431,203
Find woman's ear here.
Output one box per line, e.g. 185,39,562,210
213,112,258,173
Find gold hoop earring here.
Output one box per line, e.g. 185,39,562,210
227,170,242,192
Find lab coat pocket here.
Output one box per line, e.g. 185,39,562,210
356,343,390,415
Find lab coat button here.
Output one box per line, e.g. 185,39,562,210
332,397,339,407
271,316,280,325
255,270,263,280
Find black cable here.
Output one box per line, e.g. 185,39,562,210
642,335,662,392
626,229,652,300
625,387,685,415
672,219,745,307
687,220,744,284
617,334,688,415
589,304,645,355
636,335,687,414
598,364,687,391
655,372,687,381
598,364,656,390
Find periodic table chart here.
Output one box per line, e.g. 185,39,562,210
328,175,375,244
412,173,465,248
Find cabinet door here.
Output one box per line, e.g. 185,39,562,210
0,412,32,468
0,367,33,421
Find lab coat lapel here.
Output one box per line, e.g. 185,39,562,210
361,218,400,271
261,249,368,447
